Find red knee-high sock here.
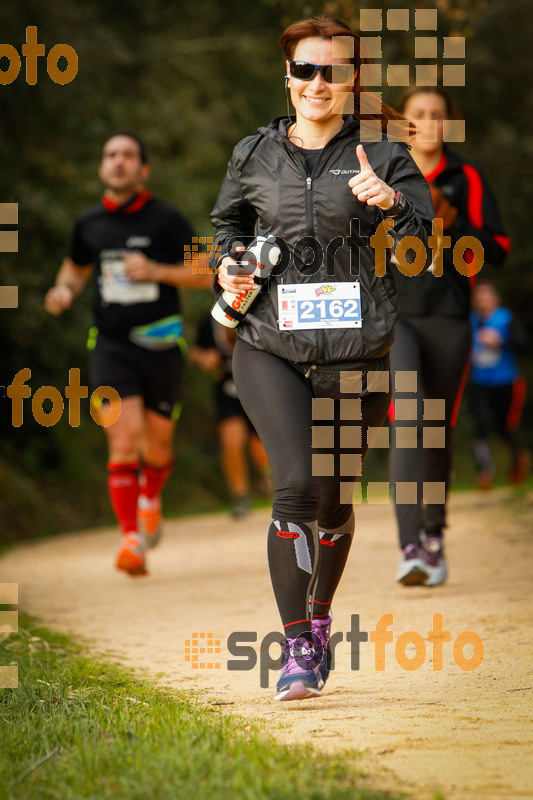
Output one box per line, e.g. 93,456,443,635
139,459,173,500
107,461,140,534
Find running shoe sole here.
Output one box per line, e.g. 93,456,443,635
399,566,428,586
275,681,322,701
396,557,428,586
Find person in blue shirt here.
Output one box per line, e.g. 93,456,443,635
470,281,529,488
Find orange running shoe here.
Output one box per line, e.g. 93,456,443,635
477,471,495,491
138,494,163,549
116,533,148,576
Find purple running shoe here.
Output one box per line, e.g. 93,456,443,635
275,636,323,701
311,614,332,685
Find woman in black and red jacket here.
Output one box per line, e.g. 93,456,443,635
391,86,510,587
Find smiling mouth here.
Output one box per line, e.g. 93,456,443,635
304,96,330,105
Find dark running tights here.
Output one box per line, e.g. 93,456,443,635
470,382,522,473
390,316,471,548
233,339,390,639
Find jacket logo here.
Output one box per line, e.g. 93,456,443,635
329,169,360,175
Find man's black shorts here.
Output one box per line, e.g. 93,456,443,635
215,381,255,430
89,332,184,420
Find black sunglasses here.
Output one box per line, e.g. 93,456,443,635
289,60,354,84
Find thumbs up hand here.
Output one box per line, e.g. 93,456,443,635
348,144,396,210
356,144,372,173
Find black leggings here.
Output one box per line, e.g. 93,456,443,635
471,382,519,441
233,339,391,527
390,316,471,546
470,382,523,473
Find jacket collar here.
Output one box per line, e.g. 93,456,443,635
259,114,360,143
101,189,152,214
425,146,467,181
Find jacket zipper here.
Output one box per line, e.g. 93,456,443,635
305,174,324,361
305,175,313,236
284,130,352,363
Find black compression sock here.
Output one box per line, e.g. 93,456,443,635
267,519,318,638
313,509,355,619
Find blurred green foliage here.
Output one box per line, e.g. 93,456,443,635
1,0,531,540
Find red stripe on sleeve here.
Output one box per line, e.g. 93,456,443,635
450,357,471,429
461,164,484,228
492,233,512,253
462,165,510,259
461,164,486,289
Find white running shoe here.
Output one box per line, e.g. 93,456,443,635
421,535,448,586
396,543,427,586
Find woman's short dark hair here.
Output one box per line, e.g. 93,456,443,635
280,15,414,137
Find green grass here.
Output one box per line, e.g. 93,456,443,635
0,616,405,800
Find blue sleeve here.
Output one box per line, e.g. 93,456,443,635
490,308,512,342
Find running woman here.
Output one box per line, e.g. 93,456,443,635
470,280,529,488
211,16,434,700
45,133,211,576
391,87,510,587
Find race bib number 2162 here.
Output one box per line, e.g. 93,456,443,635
277,282,362,330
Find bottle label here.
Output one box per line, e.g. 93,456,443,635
211,235,281,328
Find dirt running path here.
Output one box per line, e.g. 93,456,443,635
1,490,532,799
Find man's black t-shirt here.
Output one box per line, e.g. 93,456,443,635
69,194,195,337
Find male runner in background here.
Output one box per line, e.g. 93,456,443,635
45,133,211,576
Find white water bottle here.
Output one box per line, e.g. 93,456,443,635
211,235,282,328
